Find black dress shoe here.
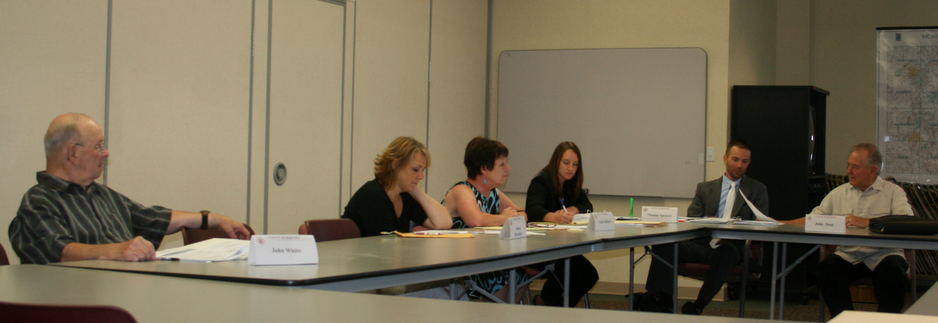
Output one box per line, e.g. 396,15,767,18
631,292,672,313
681,301,702,315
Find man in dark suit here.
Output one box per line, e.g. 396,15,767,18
637,139,769,314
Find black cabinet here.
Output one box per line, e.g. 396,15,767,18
731,86,830,297
731,85,829,220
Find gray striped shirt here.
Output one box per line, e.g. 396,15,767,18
9,171,172,264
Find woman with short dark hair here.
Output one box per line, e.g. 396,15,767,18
443,136,528,302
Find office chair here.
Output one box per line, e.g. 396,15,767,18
522,263,592,308
676,240,762,317
181,224,255,245
0,243,9,266
0,301,137,323
297,219,360,241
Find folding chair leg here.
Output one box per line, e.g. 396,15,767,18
466,280,506,304
739,240,750,318
583,293,590,309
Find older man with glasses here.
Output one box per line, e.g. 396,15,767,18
9,113,251,264
785,143,913,316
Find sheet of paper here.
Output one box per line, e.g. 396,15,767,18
733,220,781,226
615,220,667,226
686,218,733,224
738,190,778,222
395,232,474,238
551,224,588,229
572,214,591,223
481,230,544,236
156,238,250,262
409,230,470,235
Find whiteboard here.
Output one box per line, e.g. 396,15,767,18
497,48,707,198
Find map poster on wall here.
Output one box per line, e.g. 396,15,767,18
877,27,938,183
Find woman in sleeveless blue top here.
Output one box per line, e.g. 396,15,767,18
443,137,530,302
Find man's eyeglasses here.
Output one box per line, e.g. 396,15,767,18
75,143,106,153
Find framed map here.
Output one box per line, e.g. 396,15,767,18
877,27,938,183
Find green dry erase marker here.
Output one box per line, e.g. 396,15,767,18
629,198,634,217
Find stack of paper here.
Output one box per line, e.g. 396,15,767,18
156,238,250,262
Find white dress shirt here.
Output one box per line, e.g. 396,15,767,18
810,176,913,269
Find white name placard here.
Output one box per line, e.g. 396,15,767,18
642,206,679,223
805,214,846,233
501,216,527,240
588,213,615,232
249,235,319,266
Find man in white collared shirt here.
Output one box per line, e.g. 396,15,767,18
786,143,912,316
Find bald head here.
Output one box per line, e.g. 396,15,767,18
44,113,109,187
45,113,95,161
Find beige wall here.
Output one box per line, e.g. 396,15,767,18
728,0,777,88
427,0,489,198
810,0,938,173
0,0,109,264
106,0,253,248
776,0,811,85
0,0,487,264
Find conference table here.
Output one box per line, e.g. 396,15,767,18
906,279,938,316
0,265,778,323
710,223,938,319
53,224,705,308
42,222,938,320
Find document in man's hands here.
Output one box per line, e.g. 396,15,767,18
156,238,250,262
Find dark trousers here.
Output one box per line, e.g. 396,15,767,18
819,254,908,317
645,238,744,308
528,255,599,307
